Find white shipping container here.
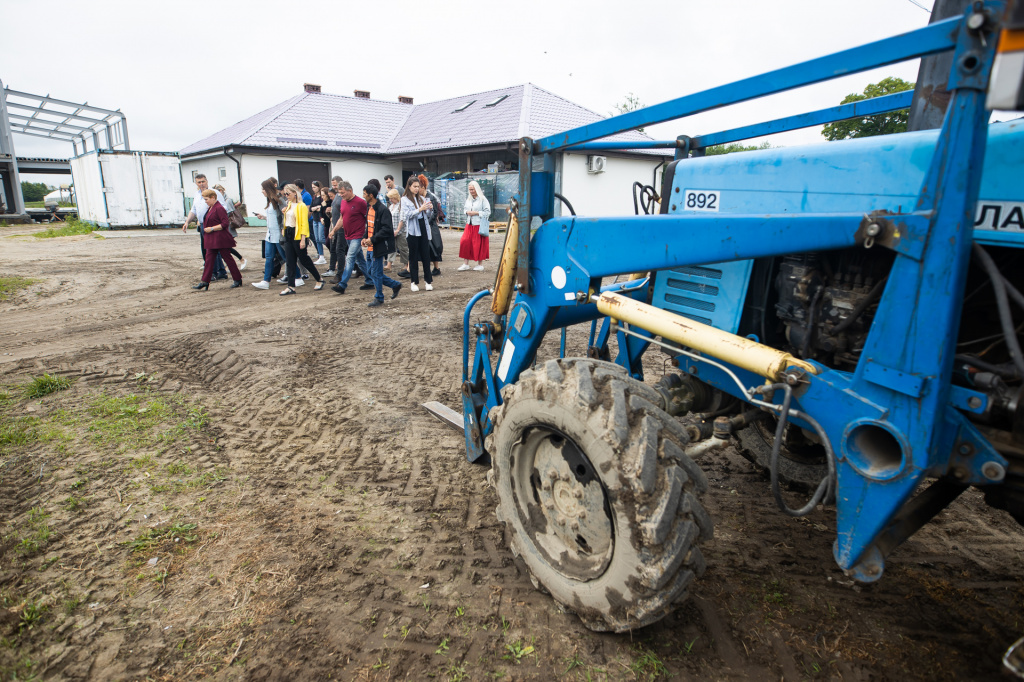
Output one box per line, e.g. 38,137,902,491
70,150,186,228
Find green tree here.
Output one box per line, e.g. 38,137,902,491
612,92,645,134
704,141,772,156
821,77,915,141
21,182,50,202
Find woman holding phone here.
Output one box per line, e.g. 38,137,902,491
398,176,434,291
251,179,286,290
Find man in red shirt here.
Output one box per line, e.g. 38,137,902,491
331,181,373,294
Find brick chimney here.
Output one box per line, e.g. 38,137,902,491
303,83,321,93
398,95,414,105
354,89,370,99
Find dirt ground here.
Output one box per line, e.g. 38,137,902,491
1,223,1023,681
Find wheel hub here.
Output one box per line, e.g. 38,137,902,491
510,428,614,580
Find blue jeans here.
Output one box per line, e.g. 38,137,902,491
340,238,370,288
369,255,401,301
262,242,286,282
311,220,325,256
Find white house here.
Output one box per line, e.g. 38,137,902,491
179,83,670,220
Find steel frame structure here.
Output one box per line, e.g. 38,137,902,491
461,1,1020,581
0,79,129,216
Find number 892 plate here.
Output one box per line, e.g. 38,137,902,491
682,190,720,212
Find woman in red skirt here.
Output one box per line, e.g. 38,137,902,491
458,180,490,271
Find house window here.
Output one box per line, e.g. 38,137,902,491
452,100,476,113
484,95,509,108
191,170,199,182
218,167,227,179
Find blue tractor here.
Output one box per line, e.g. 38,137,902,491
442,1,1024,634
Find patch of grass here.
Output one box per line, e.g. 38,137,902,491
63,594,83,615
0,276,40,301
23,374,72,399
446,662,468,681
32,216,95,239
14,507,53,556
435,637,450,655
166,461,194,477
61,495,86,513
122,522,198,553
0,416,40,451
86,393,172,448
763,579,788,605
502,639,535,664
18,600,47,633
629,645,668,681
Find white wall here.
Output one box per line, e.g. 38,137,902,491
560,152,670,217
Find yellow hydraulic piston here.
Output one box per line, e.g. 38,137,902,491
491,207,520,317
595,291,818,382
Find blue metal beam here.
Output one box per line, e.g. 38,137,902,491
690,91,914,150
564,91,914,153
532,17,959,153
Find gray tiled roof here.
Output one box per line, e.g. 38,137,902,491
180,84,663,157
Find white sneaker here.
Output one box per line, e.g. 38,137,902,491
425,283,433,291
457,264,471,271
473,265,484,271
239,258,247,271
276,276,288,284
251,280,269,290
294,279,305,287
410,283,419,292
324,269,336,277
313,256,327,265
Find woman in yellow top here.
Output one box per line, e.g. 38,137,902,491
280,184,325,296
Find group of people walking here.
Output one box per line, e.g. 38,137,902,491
185,171,492,307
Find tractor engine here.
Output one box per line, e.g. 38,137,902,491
773,251,894,370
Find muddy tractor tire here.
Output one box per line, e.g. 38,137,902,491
486,358,712,632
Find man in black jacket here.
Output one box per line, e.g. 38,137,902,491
362,185,401,307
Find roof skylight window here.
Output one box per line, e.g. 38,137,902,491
452,100,476,113
484,95,509,108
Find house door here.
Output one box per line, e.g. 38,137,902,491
277,161,330,194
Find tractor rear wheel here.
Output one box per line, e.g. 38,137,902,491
486,358,712,632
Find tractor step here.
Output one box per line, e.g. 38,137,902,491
422,401,465,433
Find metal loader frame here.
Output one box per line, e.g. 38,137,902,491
461,2,1018,581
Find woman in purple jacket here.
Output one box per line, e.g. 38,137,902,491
193,189,242,290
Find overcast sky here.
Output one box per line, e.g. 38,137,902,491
4,0,949,183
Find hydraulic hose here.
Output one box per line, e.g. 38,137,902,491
758,383,836,517
553,193,576,216
972,244,1024,378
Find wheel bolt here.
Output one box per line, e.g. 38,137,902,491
547,469,558,480
556,515,566,525
541,480,552,491
573,488,583,499
570,520,580,531
560,472,571,482
578,510,587,520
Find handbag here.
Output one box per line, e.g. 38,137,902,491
228,208,245,237
477,199,490,237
